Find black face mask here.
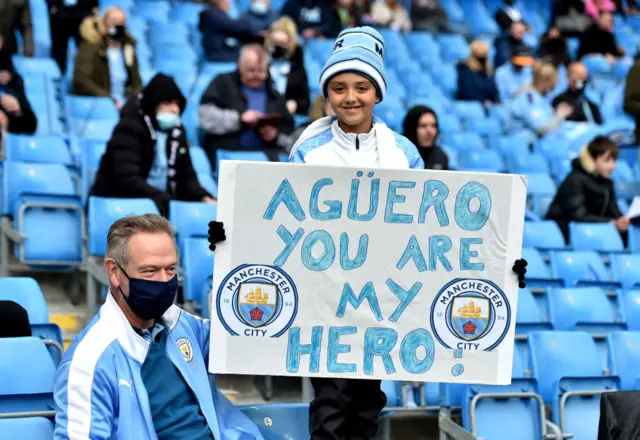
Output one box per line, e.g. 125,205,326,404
270,45,289,60
476,56,487,65
107,25,126,41
117,264,178,320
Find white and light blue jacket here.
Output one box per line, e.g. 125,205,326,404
290,116,424,169
53,294,264,440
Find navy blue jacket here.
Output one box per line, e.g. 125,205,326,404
456,63,499,103
281,0,341,38
199,7,263,62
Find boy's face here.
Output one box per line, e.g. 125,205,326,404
594,151,617,179
327,72,379,133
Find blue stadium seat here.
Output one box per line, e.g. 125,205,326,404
4,134,73,165
532,196,553,219
190,146,212,174
134,0,170,21
548,287,625,333
610,253,640,289
528,331,618,437
612,160,635,182
441,146,459,170
169,201,217,254
197,173,219,199
1,162,83,265
507,153,550,175
0,337,56,413
569,222,625,253
516,287,552,334
12,56,61,79
550,251,619,288
169,1,207,26
496,131,532,157
65,96,119,120
435,34,470,63
0,277,49,323
216,150,269,167
434,63,458,96
200,62,239,79
549,153,573,183
87,197,160,256
607,331,640,390
452,101,485,121
438,113,462,133
630,225,640,253
68,118,118,141
240,403,309,440
525,173,556,198
441,132,484,151
614,180,639,201
182,238,213,310
459,149,504,172
523,221,566,251
465,118,501,141
620,289,640,331
0,417,54,439
521,247,561,287
80,140,107,202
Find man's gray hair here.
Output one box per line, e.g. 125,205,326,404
106,214,176,267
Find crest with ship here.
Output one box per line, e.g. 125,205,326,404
236,282,279,327
450,296,492,341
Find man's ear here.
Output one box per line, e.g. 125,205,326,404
104,258,121,288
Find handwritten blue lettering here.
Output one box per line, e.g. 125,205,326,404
327,326,357,373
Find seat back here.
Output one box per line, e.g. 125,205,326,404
550,251,611,287
65,96,119,120
87,197,160,256
528,331,603,402
607,331,640,390
80,140,107,201
0,417,54,438
190,146,212,174
239,403,310,440
610,254,640,289
0,337,55,413
0,277,49,323
569,222,624,253
525,173,557,198
182,238,214,305
523,221,566,251
5,134,72,165
548,287,622,332
516,287,551,334
169,201,217,253
521,248,558,286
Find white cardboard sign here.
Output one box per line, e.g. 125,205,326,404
209,161,526,385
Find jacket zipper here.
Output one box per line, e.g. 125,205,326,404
356,135,360,151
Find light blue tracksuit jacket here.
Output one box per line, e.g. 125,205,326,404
53,294,264,440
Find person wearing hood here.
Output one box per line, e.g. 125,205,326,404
89,73,214,217
552,62,603,124
71,6,142,109
0,46,37,137
546,136,628,244
402,106,449,170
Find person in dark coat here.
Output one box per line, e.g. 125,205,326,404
577,10,623,61
198,43,294,170
552,62,603,124
89,73,214,216
538,27,571,68
199,0,264,62
0,45,37,135
456,40,499,104
402,105,449,170
281,0,342,38
546,136,628,244
493,20,527,68
265,16,310,115
47,0,98,73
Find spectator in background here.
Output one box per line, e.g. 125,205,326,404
89,74,214,217
584,0,616,23
240,0,278,32
546,136,628,244
577,10,624,61
495,0,527,33
336,0,369,28
495,45,534,104
71,7,142,109
0,0,33,58
265,17,310,115
281,0,341,39
370,0,412,31
624,55,640,140
0,301,31,338
199,44,294,169
552,62,603,124
505,60,573,136
551,0,591,37
494,20,527,68
403,105,449,170
0,45,37,135
200,0,264,62
47,0,98,74
456,41,499,105
538,27,571,68
411,0,449,32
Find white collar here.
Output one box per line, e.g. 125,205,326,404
330,120,377,153
101,292,182,363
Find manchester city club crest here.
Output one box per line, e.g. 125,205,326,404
217,264,298,338
176,338,193,362
431,278,511,351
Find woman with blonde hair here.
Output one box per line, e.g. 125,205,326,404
264,16,310,115
505,60,573,136
456,40,499,105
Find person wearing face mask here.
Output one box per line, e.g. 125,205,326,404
89,73,214,217
402,105,449,170
265,17,310,115
241,0,278,32
505,60,574,136
53,214,266,440
71,7,142,109
546,136,629,245
456,40,499,105
552,62,603,124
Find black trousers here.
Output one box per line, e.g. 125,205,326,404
49,14,85,74
309,378,387,440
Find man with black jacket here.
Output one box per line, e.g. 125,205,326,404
89,73,214,216
47,0,98,73
552,62,603,124
198,43,294,170
0,46,37,136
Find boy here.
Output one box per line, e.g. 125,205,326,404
208,27,528,439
